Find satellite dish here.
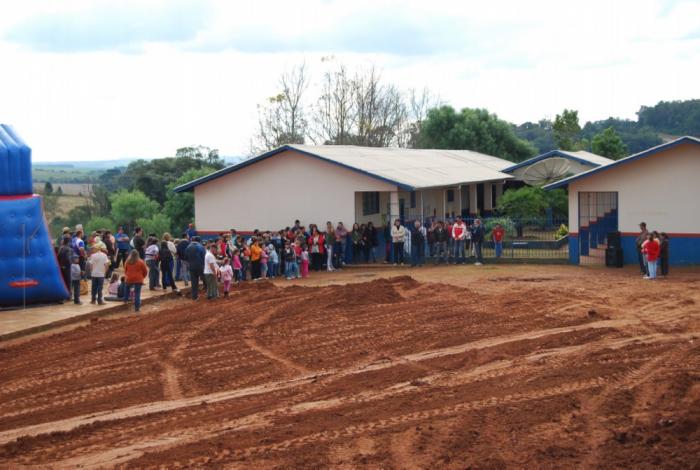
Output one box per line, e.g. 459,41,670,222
521,157,572,186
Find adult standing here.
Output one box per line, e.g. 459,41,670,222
250,238,262,279
115,227,131,268
204,243,219,299
159,240,180,294
103,230,116,277
363,222,378,263
451,216,468,264
351,223,363,264
185,236,206,300
636,222,649,276
471,218,485,266
325,221,336,271
335,222,348,266
71,229,87,276
308,226,325,271
57,236,73,295
144,237,160,291
185,223,197,241
124,250,148,312
88,246,110,305
132,227,146,260
409,220,426,267
390,219,406,265
433,221,448,264
176,235,190,287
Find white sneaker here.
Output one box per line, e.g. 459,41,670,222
475,262,483,266
643,276,650,279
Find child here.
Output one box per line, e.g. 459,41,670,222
71,255,83,305
232,248,243,283
220,258,234,297
300,244,310,278
642,233,660,280
268,243,279,278
283,241,298,280
260,245,269,279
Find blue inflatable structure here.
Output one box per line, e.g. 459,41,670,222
0,124,68,306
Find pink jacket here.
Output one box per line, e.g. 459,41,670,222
220,265,233,282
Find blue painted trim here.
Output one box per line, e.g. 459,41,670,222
173,145,414,193
544,136,700,190
620,235,700,266
569,234,580,264
503,150,605,173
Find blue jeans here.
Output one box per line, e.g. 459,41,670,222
434,241,447,264
647,258,657,279
91,277,104,302
474,241,483,263
494,241,503,258
285,261,299,278
453,239,465,263
268,261,278,278
146,259,159,289
125,283,143,311
411,240,425,266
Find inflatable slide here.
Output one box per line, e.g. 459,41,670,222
0,124,69,306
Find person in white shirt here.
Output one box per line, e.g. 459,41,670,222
203,243,220,300
390,219,407,265
88,246,111,305
451,216,468,264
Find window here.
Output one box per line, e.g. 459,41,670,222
410,191,416,209
362,192,380,216
446,189,454,202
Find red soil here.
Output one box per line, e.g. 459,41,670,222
0,270,698,468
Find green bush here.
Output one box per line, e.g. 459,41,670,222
555,224,569,239
484,217,515,237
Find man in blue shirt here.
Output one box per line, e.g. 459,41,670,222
184,236,206,300
185,223,198,241
115,227,131,267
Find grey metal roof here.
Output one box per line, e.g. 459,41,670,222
174,144,514,192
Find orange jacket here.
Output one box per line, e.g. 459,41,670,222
250,244,262,262
125,259,148,284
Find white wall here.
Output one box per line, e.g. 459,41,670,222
194,150,396,232
568,142,700,234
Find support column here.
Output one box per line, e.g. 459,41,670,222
495,182,504,205
389,191,400,224
469,184,478,216
420,190,424,223
483,182,493,215
458,185,462,218
443,189,447,219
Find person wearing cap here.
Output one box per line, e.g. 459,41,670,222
57,237,73,295
636,222,649,276
88,245,110,305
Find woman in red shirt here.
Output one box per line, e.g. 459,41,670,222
124,250,148,312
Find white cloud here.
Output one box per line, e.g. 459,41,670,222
0,0,697,161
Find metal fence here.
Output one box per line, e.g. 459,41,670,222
387,214,569,261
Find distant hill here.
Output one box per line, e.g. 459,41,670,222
515,99,700,156
32,156,243,184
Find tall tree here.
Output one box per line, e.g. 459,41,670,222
254,63,309,152
553,109,582,150
313,64,356,145
417,106,536,162
591,126,628,159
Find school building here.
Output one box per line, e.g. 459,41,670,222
173,145,516,234
545,136,700,266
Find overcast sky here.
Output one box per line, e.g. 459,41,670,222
1,0,698,162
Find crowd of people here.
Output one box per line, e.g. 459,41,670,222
53,216,667,312
635,221,670,280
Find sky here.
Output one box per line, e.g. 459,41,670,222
0,0,698,162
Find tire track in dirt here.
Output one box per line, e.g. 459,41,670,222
578,342,696,469
12,331,693,468
0,318,661,446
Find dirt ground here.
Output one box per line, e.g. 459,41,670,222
0,265,699,468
